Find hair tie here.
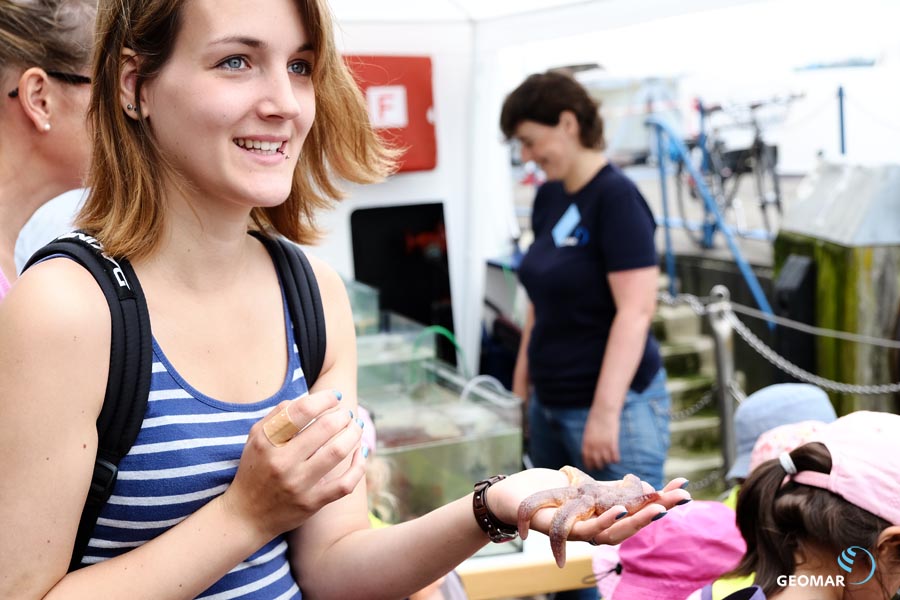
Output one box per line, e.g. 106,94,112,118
779,451,798,475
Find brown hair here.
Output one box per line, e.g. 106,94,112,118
0,0,96,85
78,0,396,260
730,442,900,598
499,71,604,150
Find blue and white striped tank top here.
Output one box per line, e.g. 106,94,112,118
82,295,307,599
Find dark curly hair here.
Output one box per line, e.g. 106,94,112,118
499,71,604,150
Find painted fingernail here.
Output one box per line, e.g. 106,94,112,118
680,480,690,489
356,418,365,429
676,498,692,506
615,511,628,520
651,511,668,521
349,410,354,419
334,390,343,401
362,444,370,458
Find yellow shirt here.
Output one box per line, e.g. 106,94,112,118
721,485,740,510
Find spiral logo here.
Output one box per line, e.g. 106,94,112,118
837,546,876,585
572,226,590,246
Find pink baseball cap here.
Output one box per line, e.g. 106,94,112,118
791,410,900,526
594,501,745,600
590,543,621,599
748,420,828,474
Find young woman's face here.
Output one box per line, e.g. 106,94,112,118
513,116,579,182
141,0,315,211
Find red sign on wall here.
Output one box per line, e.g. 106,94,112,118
344,55,437,173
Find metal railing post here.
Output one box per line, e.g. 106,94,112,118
838,86,846,156
708,284,737,474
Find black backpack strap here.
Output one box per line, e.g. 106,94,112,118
250,231,326,387
23,232,152,571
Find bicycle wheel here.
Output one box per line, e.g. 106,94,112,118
674,159,705,247
701,141,743,235
754,143,781,235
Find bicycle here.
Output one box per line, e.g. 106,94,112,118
674,96,799,248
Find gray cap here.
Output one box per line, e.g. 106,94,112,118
726,383,837,481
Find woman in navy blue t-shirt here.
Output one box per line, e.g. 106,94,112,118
501,72,671,505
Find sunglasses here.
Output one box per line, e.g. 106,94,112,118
8,70,92,98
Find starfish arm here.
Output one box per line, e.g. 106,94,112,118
560,465,594,487
516,487,579,539
548,496,596,568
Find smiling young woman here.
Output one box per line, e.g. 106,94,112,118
0,2,691,599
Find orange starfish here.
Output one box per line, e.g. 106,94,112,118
517,467,660,567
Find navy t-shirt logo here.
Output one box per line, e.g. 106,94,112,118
552,203,590,247
552,203,578,247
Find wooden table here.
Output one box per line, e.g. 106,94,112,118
457,533,599,600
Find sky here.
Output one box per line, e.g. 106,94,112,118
499,0,900,171
518,0,900,79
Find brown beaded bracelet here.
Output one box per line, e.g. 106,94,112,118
472,475,518,543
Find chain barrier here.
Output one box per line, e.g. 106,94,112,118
670,387,716,421
727,379,747,404
686,467,726,493
659,291,708,316
776,96,833,131
725,312,900,395
729,301,900,349
845,96,900,135
661,291,900,394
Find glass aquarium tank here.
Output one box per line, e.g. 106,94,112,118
364,360,524,556
344,278,380,336
356,311,438,396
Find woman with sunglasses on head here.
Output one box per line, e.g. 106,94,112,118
0,1,690,598
0,0,95,300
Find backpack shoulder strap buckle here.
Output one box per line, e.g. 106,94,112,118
89,457,119,501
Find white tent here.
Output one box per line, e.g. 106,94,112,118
313,0,898,375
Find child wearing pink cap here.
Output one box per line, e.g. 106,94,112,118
722,410,900,599
591,500,745,599
687,420,830,600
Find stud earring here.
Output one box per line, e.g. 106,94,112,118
43,123,51,131
126,103,135,111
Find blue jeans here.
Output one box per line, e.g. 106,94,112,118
527,368,671,491
528,369,670,600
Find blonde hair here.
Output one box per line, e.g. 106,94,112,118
366,455,398,524
0,0,96,86
78,0,396,260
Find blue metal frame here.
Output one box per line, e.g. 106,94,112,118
695,100,717,249
648,115,775,323
679,101,775,248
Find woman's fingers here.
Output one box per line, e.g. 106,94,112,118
315,441,369,502
257,391,366,485
574,479,691,545
263,404,303,446
230,390,366,536
260,390,343,446
570,503,665,546
660,477,690,494
507,472,692,548
654,478,692,510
